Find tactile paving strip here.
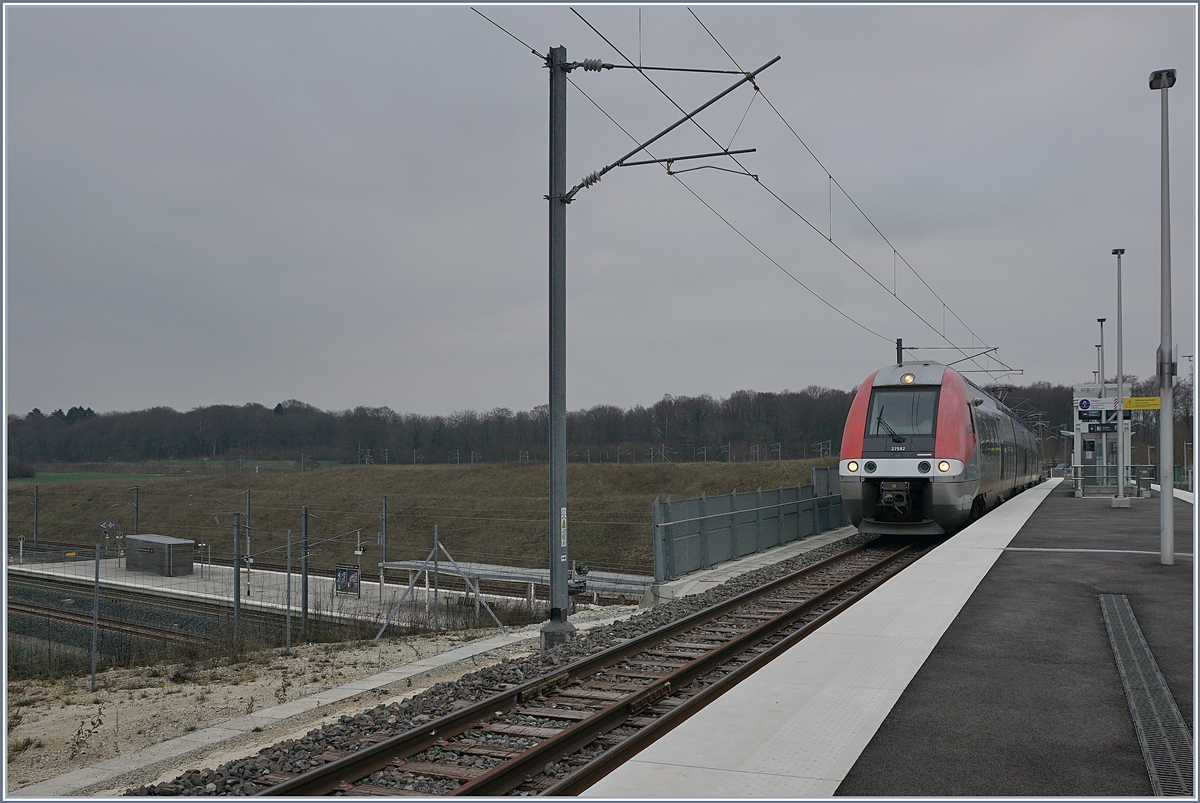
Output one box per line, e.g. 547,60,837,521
1099,594,1193,796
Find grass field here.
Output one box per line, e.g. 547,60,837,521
8,458,342,486
8,473,169,487
6,458,838,576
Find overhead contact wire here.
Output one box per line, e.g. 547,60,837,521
470,7,545,60
567,64,889,343
472,9,934,363
685,8,1007,378
687,7,1002,375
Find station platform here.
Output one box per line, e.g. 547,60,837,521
584,478,1195,797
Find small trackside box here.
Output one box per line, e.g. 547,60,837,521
125,534,194,577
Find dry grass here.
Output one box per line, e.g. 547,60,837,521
7,458,836,575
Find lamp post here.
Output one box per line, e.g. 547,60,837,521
1150,67,1176,565
1112,251,1129,507
1098,318,1107,487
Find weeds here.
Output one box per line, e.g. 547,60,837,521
7,707,24,733
274,671,292,704
8,737,42,761
68,707,103,757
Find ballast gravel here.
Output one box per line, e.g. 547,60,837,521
127,533,873,796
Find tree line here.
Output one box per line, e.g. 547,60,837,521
8,377,1185,470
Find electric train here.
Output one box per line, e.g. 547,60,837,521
839,361,1043,535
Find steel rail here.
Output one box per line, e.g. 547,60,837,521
257,542,879,797
7,600,214,647
540,543,918,794
6,576,284,631
457,542,915,795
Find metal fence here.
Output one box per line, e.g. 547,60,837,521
1070,464,1157,497
651,467,848,582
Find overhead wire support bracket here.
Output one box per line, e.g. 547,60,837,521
943,348,1000,368
620,147,756,167
902,345,1016,373
668,164,757,179
562,55,781,202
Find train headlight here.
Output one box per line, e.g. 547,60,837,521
864,461,877,473
846,461,859,473
901,373,916,385
938,460,952,473
917,461,931,473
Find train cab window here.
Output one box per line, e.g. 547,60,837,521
866,388,939,437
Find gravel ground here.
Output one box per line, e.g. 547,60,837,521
115,533,874,796
7,629,525,795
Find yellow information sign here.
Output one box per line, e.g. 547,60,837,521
1124,397,1161,410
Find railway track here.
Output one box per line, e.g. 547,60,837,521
6,600,215,648
6,576,284,633
7,539,637,605
249,536,927,797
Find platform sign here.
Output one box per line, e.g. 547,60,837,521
335,563,361,597
1123,397,1161,410
1076,398,1118,411
1088,423,1118,433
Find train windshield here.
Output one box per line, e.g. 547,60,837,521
867,388,939,437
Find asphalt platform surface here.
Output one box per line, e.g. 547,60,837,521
837,482,1194,797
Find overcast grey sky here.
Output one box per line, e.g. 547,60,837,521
5,4,1196,418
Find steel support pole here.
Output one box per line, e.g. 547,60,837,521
381,494,388,608
542,44,576,649
233,513,241,642
133,485,139,536
1099,319,1107,485
1156,77,1175,564
33,484,38,546
285,530,292,654
433,524,440,633
245,489,251,596
301,506,309,639
1114,251,1128,506
91,544,99,691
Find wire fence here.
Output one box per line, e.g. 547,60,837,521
5,483,656,578
6,543,546,679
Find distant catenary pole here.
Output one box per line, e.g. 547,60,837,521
301,505,310,639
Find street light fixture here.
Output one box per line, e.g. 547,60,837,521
1149,67,1176,565
1112,251,1128,507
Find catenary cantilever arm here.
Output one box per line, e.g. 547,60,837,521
563,55,781,202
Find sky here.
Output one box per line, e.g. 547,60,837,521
4,4,1197,418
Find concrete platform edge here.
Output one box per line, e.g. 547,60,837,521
582,479,1062,798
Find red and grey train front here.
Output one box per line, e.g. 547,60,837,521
839,363,978,535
